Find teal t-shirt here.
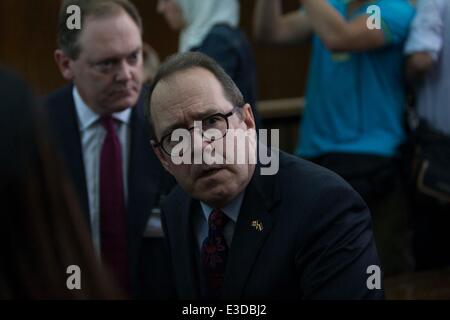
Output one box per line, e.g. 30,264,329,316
297,0,415,158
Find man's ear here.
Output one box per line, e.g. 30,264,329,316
54,49,75,80
242,103,256,130
152,141,172,174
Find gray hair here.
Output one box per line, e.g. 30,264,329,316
146,52,245,140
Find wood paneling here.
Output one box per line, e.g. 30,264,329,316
0,0,61,94
0,0,310,100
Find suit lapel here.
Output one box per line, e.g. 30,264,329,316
51,85,90,226
127,105,160,236
221,166,280,299
126,97,163,278
172,193,201,299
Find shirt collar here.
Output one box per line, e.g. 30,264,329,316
200,191,245,224
73,86,132,130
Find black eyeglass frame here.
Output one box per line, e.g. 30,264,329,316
153,107,240,156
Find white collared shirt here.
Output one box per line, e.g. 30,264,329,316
73,87,131,255
404,0,450,135
196,192,245,250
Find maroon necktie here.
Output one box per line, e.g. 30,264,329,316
201,209,229,299
100,115,129,292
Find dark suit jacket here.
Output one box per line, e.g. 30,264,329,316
161,150,384,299
44,84,175,299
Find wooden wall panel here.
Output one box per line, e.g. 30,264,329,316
0,0,62,94
0,0,310,100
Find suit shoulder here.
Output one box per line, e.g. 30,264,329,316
277,153,370,234
278,151,353,193
43,85,73,112
275,151,367,221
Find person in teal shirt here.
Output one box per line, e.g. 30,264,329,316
254,0,416,275
254,0,414,198
299,0,415,159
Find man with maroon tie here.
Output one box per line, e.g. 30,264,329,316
44,0,174,298
147,52,384,299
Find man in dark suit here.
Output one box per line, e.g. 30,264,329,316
147,52,384,299
44,0,174,298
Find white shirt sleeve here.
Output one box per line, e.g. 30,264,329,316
404,0,446,61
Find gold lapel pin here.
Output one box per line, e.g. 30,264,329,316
251,220,263,231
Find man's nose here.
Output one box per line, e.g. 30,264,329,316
115,61,133,82
190,128,213,157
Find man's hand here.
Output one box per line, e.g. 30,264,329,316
301,0,385,52
406,52,434,83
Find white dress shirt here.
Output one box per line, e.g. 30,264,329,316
73,87,131,255
404,0,450,135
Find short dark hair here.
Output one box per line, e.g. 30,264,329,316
147,52,245,141
57,0,143,59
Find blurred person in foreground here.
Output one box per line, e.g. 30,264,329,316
0,68,122,299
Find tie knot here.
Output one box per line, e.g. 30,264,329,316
208,209,228,230
100,115,116,132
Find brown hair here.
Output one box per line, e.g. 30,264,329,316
0,69,122,299
57,0,143,59
146,52,245,140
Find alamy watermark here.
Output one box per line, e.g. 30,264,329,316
161,123,280,176
65,4,381,32
66,265,81,290
366,265,382,290
366,5,381,30
65,264,382,291
66,5,81,30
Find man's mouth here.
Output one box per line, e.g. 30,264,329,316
112,86,136,96
113,89,132,96
197,166,225,179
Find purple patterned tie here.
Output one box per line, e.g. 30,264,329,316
100,115,129,292
201,209,229,298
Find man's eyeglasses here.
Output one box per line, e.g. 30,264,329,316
154,107,239,156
